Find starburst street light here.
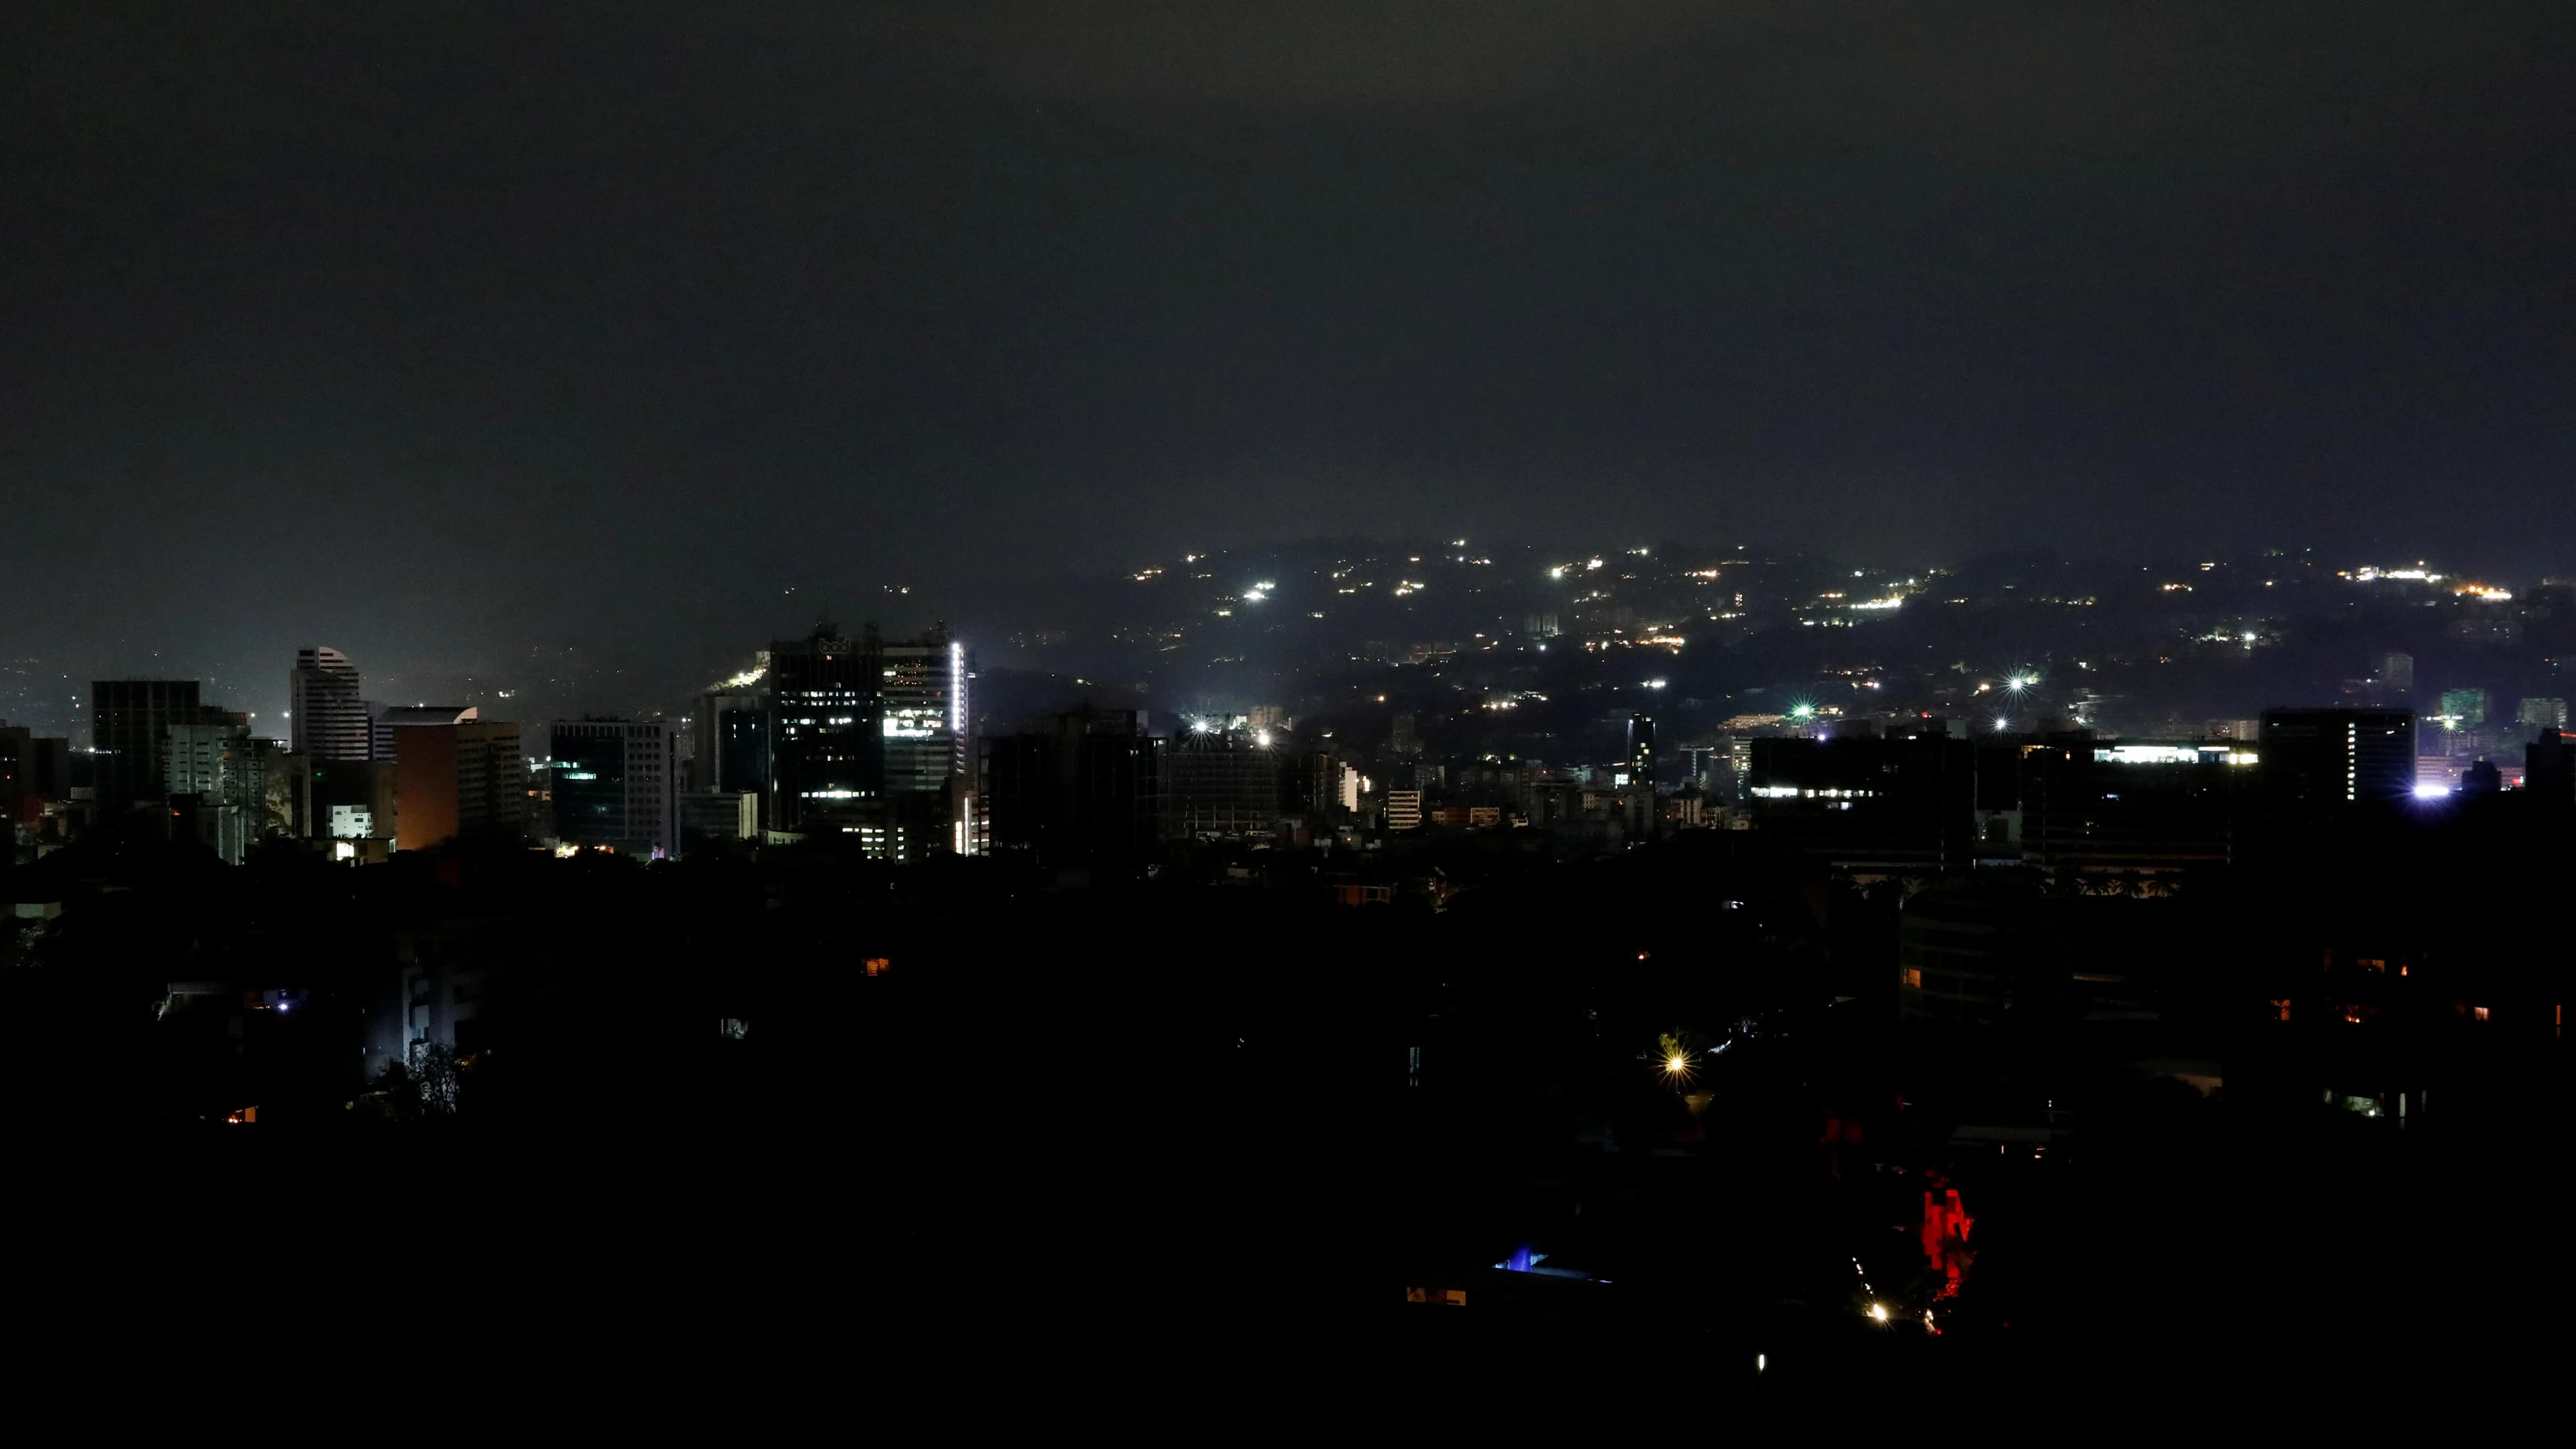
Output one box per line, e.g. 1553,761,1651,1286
1649,1030,1700,1089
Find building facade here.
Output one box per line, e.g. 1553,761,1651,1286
393,721,526,850
690,682,769,798
1165,725,1282,838
166,721,273,863
549,719,680,858
765,621,971,859
679,791,759,853
371,704,477,763
2259,708,2415,806
91,679,206,812
979,709,1164,868
290,647,370,762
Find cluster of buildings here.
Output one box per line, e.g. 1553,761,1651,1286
689,621,970,860
0,651,540,866
0,622,974,868
10,602,2571,901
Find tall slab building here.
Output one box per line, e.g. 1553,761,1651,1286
290,647,370,762
90,679,203,811
393,721,527,850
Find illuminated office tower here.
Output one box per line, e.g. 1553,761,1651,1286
879,625,967,801
290,647,370,762
882,625,975,856
766,623,877,840
1628,712,1658,782
765,621,971,858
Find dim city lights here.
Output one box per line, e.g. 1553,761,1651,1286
6,10,2559,1371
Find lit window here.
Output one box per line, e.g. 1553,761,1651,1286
2269,999,2292,1021
2473,1006,2491,1022
1901,968,1923,989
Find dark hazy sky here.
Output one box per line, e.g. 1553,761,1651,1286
6,3,2574,722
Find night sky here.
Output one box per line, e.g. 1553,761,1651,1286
6,3,2573,726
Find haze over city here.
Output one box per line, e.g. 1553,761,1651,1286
2,3,2570,1397
8,4,2574,716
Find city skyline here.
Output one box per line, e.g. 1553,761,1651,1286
5,533,2565,746
3,6,2567,1387
8,6,2576,716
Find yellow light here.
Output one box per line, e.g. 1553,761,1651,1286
1869,1303,1889,1322
1665,1054,1688,1074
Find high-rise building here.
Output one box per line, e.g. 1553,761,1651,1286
765,621,970,858
2514,698,2569,731
0,723,71,802
2374,652,2415,694
1391,712,1419,759
166,721,273,863
879,626,969,808
290,647,369,761
1628,712,1658,780
393,721,526,850
690,674,769,799
1165,724,1282,838
371,705,477,762
768,623,880,841
2259,708,2415,806
1744,734,1978,872
90,680,204,811
980,709,1164,867
548,719,680,858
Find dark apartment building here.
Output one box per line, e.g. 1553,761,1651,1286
90,679,230,813
549,719,679,858
2260,708,2416,806
1164,725,1283,839
1744,729,1979,874
981,709,1166,867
